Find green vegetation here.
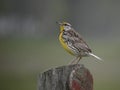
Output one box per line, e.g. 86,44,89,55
0,38,120,90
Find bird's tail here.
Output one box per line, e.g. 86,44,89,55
89,53,102,61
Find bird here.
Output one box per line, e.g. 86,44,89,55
57,21,102,64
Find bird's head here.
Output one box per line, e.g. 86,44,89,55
57,21,72,32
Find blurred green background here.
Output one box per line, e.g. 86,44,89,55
0,0,120,90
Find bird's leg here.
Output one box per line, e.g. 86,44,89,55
68,57,79,65
75,57,82,64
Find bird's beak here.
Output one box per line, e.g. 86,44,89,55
56,21,62,25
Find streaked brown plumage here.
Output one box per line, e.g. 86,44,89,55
58,21,102,64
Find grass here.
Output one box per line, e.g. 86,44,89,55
0,38,120,90
0,74,36,90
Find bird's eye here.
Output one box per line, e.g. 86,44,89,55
64,24,68,26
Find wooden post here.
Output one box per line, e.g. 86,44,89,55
38,64,93,90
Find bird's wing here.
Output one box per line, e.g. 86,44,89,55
63,29,92,53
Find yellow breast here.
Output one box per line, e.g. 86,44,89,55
59,32,74,55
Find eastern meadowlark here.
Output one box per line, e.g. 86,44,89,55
57,21,102,64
